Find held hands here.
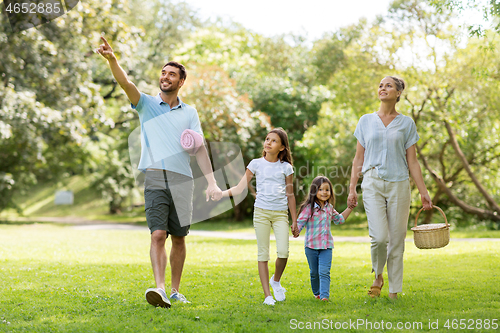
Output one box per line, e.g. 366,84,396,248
291,222,299,238
212,189,230,202
96,36,115,61
347,191,358,209
206,183,223,202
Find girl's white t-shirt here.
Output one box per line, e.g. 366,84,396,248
247,157,294,211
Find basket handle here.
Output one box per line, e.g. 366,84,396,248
414,206,449,228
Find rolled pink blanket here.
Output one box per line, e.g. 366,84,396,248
180,129,204,155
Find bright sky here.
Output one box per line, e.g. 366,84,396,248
183,0,492,41
184,0,394,40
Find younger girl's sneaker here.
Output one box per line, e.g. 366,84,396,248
263,296,276,305
314,295,320,299
321,298,329,301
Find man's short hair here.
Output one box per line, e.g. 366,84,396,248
163,61,187,81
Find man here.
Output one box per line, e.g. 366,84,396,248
97,37,221,308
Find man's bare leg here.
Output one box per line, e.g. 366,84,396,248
150,230,167,291
170,235,186,293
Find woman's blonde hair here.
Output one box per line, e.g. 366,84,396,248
385,76,405,102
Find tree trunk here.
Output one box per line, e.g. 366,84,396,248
233,201,244,221
416,144,500,222
109,200,122,214
443,121,500,214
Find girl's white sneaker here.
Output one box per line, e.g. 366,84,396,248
263,296,276,305
270,275,286,301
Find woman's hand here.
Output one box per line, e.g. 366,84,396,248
347,191,358,209
421,192,433,210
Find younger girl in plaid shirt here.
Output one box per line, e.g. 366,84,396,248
292,176,354,301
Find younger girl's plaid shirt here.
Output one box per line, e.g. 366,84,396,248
296,202,345,249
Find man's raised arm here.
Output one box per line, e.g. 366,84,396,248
96,36,141,106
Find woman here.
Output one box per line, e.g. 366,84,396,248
347,76,432,299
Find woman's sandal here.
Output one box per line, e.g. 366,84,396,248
367,282,384,298
367,286,381,297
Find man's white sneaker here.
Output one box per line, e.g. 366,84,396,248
270,275,286,301
263,296,276,305
145,288,171,308
170,289,191,304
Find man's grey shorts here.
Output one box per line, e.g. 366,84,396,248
144,170,194,237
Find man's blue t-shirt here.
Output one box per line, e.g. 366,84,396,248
131,92,203,178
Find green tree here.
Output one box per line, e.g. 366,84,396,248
174,24,328,206
88,0,203,214
297,19,390,200
388,0,500,224
182,65,271,219
299,0,500,226
428,0,500,36
0,0,141,213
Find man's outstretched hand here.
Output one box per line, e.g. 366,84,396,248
96,36,115,61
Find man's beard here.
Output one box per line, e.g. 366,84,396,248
160,81,178,93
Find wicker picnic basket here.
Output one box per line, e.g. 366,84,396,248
411,206,450,249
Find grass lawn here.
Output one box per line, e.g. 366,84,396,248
0,224,499,332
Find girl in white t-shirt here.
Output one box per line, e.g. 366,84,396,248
219,128,297,305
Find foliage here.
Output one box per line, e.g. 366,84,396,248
0,86,91,211
88,132,136,214
0,0,145,212
0,0,203,214
182,65,269,151
250,78,327,151
181,64,272,219
86,0,204,214
298,0,500,225
387,0,500,222
428,0,500,37
174,24,327,154
297,20,391,202
2,0,500,224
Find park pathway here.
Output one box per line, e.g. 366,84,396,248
70,224,500,242
70,224,371,242
4,217,499,242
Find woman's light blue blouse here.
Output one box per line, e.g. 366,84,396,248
354,112,419,182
